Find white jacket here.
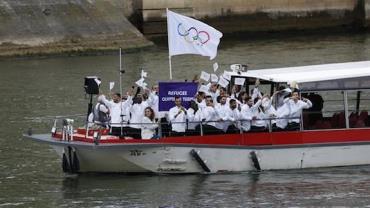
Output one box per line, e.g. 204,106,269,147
141,117,157,139
169,106,187,132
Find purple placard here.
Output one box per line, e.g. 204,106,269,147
159,82,198,111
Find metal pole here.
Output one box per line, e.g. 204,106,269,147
166,8,173,80
119,48,124,136
169,55,173,80
356,91,361,114
119,48,123,98
86,94,93,129
343,91,350,129
200,121,203,136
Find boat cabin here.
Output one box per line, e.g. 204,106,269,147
226,61,370,131
51,61,370,142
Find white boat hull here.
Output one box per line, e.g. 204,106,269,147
52,142,370,174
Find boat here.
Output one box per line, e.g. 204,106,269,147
24,60,370,174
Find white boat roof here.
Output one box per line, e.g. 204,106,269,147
228,61,370,84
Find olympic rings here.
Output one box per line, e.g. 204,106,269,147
177,23,210,46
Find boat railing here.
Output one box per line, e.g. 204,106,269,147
52,116,303,141
50,110,370,141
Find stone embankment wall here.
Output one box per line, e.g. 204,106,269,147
2,0,370,56
138,0,367,35
0,0,152,56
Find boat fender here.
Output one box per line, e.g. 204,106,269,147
72,150,80,173
68,146,75,173
27,128,33,136
250,151,261,171
62,153,71,173
190,149,211,173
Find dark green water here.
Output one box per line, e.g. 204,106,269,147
2,32,370,207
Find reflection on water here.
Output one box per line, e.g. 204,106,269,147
1,32,370,207
53,167,370,207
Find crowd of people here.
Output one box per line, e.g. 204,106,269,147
89,82,313,139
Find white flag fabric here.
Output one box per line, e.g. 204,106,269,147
141,70,148,78
198,84,210,93
211,74,218,83
218,76,229,88
135,78,145,88
109,82,115,91
213,62,219,72
167,9,223,60
222,71,231,81
234,78,246,86
200,71,210,82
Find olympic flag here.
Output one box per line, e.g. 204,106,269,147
167,10,223,60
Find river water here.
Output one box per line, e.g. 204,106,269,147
2,32,370,207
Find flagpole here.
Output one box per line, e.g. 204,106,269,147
166,8,173,80
119,48,124,137
169,55,173,80
119,48,123,96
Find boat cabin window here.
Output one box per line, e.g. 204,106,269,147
302,91,345,130
302,89,370,130
347,90,370,128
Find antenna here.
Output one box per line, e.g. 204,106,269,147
119,48,124,97
119,48,125,137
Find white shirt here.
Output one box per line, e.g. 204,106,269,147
249,100,263,127
251,87,262,100
253,110,268,128
187,108,201,130
102,95,132,127
169,106,187,132
285,98,313,123
147,92,164,118
129,101,149,129
262,97,277,127
240,104,253,131
141,117,158,139
273,90,290,110
230,91,240,100
195,99,207,110
276,103,290,129
225,107,241,131
215,103,231,131
209,90,220,104
201,106,218,128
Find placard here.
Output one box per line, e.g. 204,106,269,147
159,82,198,111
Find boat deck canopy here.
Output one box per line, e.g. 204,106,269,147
228,61,370,91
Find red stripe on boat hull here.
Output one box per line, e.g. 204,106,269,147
57,128,370,146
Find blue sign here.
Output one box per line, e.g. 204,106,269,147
159,82,198,111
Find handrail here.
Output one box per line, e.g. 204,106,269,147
51,112,369,140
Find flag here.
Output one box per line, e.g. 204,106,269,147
135,78,145,88
200,71,210,82
167,9,223,60
211,74,218,83
218,76,229,88
141,69,148,78
213,62,219,72
109,82,115,91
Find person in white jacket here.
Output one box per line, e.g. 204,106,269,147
127,93,149,139
200,96,223,135
186,100,202,136
284,90,313,130
168,96,187,136
101,92,132,137
240,97,254,132
224,99,241,133
215,95,230,131
141,107,158,139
